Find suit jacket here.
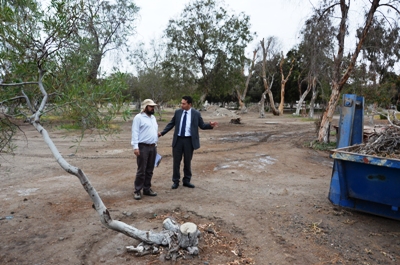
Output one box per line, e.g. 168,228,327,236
161,108,213,150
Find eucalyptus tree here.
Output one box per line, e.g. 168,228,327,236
294,12,334,117
258,37,281,117
164,0,254,104
316,0,400,143
235,49,258,113
360,17,400,87
130,39,173,119
340,17,400,112
75,0,139,82
0,0,201,258
277,52,295,115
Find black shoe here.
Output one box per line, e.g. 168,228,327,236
143,188,157,196
171,183,179,189
183,182,195,188
133,192,141,200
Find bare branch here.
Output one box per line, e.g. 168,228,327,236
33,69,48,122
379,3,400,15
21,90,35,113
318,3,341,21
0,82,38,87
0,96,26,105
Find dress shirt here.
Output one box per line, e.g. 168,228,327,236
131,112,158,149
179,108,192,136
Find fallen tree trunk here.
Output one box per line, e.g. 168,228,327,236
28,69,200,260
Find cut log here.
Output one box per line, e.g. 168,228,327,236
126,218,201,258
230,118,241,124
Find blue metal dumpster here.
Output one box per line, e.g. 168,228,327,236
328,94,400,220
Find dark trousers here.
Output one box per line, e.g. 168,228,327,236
135,144,156,192
172,137,194,184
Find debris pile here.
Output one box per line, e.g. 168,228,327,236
211,107,239,118
350,125,400,158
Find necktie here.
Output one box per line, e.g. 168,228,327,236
180,111,187,136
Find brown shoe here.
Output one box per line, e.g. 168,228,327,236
133,191,141,200
143,188,157,196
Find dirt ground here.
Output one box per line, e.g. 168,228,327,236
1,109,400,265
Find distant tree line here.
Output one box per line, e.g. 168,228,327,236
1,0,400,149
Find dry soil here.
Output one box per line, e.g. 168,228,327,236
1,110,400,265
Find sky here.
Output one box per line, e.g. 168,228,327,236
133,0,316,54
105,0,319,73
106,0,400,75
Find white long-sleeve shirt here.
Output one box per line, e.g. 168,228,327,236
179,108,192,136
131,112,158,149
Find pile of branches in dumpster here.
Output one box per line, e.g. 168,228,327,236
351,115,400,158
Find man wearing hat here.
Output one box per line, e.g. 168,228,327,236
131,99,159,200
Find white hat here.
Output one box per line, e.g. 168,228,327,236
141,99,157,111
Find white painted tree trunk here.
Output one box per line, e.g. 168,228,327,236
308,78,318,119
259,92,267,118
295,77,313,116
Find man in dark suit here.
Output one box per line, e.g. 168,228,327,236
159,96,218,189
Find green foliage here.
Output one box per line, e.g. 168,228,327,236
76,0,139,81
300,117,316,122
359,17,400,85
308,140,336,151
0,116,17,153
0,0,139,153
129,40,174,103
164,0,254,100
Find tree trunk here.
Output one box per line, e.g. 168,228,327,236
308,76,318,118
29,70,200,259
235,85,247,113
278,55,294,115
88,52,102,82
33,120,200,251
295,92,309,116
267,90,280,115
260,38,279,116
317,0,380,142
318,84,340,142
295,81,311,116
199,93,207,107
278,83,285,115
238,96,246,113
259,91,267,118
236,49,257,114
308,95,316,118
155,100,163,121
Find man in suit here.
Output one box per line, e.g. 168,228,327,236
159,96,218,189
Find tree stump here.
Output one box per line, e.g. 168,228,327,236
126,217,201,259
230,118,241,124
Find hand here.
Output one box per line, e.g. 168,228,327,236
134,149,140,156
210,121,218,128
158,132,162,137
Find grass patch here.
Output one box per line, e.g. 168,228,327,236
300,117,316,122
41,115,65,122
308,140,337,151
